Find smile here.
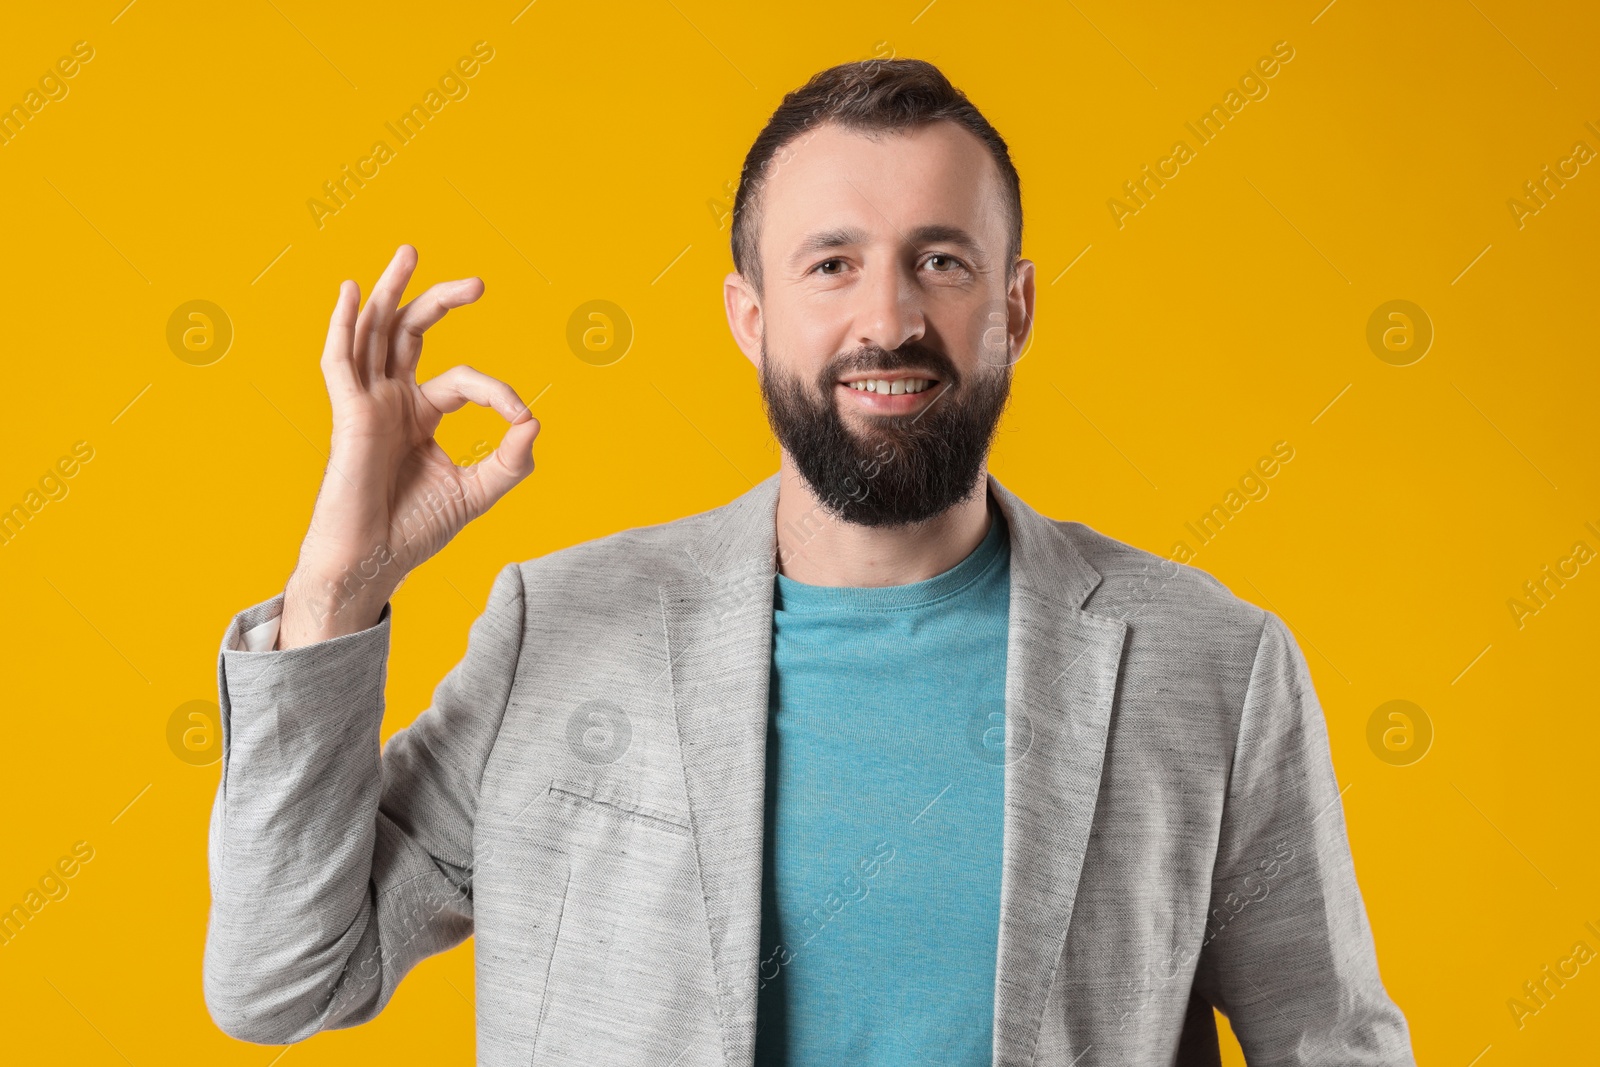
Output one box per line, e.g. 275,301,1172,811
835,376,945,415
845,377,935,395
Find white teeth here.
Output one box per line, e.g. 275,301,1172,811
847,378,932,395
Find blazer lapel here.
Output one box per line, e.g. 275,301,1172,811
988,475,1127,1066
659,475,783,1067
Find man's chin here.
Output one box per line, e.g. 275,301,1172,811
835,413,894,442
835,401,920,439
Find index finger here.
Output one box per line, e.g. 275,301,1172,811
390,277,485,379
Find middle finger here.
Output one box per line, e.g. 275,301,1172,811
353,244,418,383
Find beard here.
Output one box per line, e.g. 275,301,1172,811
758,335,1013,527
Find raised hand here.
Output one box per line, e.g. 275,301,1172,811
277,244,540,649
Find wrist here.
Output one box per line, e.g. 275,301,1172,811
278,565,398,648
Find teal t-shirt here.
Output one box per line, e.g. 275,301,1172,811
753,500,1011,1064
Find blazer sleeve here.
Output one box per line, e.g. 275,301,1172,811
1190,611,1417,1065
202,562,526,1044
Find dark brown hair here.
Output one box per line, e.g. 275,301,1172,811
731,58,1022,296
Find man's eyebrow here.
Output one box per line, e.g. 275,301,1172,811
905,223,986,260
785,223,989,267
787,226,870,267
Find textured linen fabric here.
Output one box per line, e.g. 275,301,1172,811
202,471,1417,1065
754,501,1010,1064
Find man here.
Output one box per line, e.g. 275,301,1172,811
203,59,1415,1065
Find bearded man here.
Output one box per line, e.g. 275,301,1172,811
202,58,1415,1067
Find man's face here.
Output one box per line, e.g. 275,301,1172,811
725,120,1035,527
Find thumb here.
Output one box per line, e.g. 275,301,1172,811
467,416,540,511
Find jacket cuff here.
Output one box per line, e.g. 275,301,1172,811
216,593,393,740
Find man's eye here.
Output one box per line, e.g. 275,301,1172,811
926,253,965,272
814,258,845,275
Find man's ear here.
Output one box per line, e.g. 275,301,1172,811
1007,258,1037,365
723,271,764,370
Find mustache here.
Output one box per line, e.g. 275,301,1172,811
819,343,962,390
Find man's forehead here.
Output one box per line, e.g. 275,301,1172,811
761,121,1004,256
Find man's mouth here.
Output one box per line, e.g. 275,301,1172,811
835,372,946,413
843,377,937,395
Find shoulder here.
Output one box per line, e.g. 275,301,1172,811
1054,520,1290,742
1058,519,1270,655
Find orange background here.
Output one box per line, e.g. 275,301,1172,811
2,1,1596,1062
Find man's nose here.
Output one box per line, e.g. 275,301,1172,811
853,263,925,354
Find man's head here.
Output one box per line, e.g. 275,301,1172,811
723,59,1035,528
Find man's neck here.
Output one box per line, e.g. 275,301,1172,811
772,454,994,588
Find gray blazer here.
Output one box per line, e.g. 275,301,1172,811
202,472,1415,1065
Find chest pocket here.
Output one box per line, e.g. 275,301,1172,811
544,776,692,835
